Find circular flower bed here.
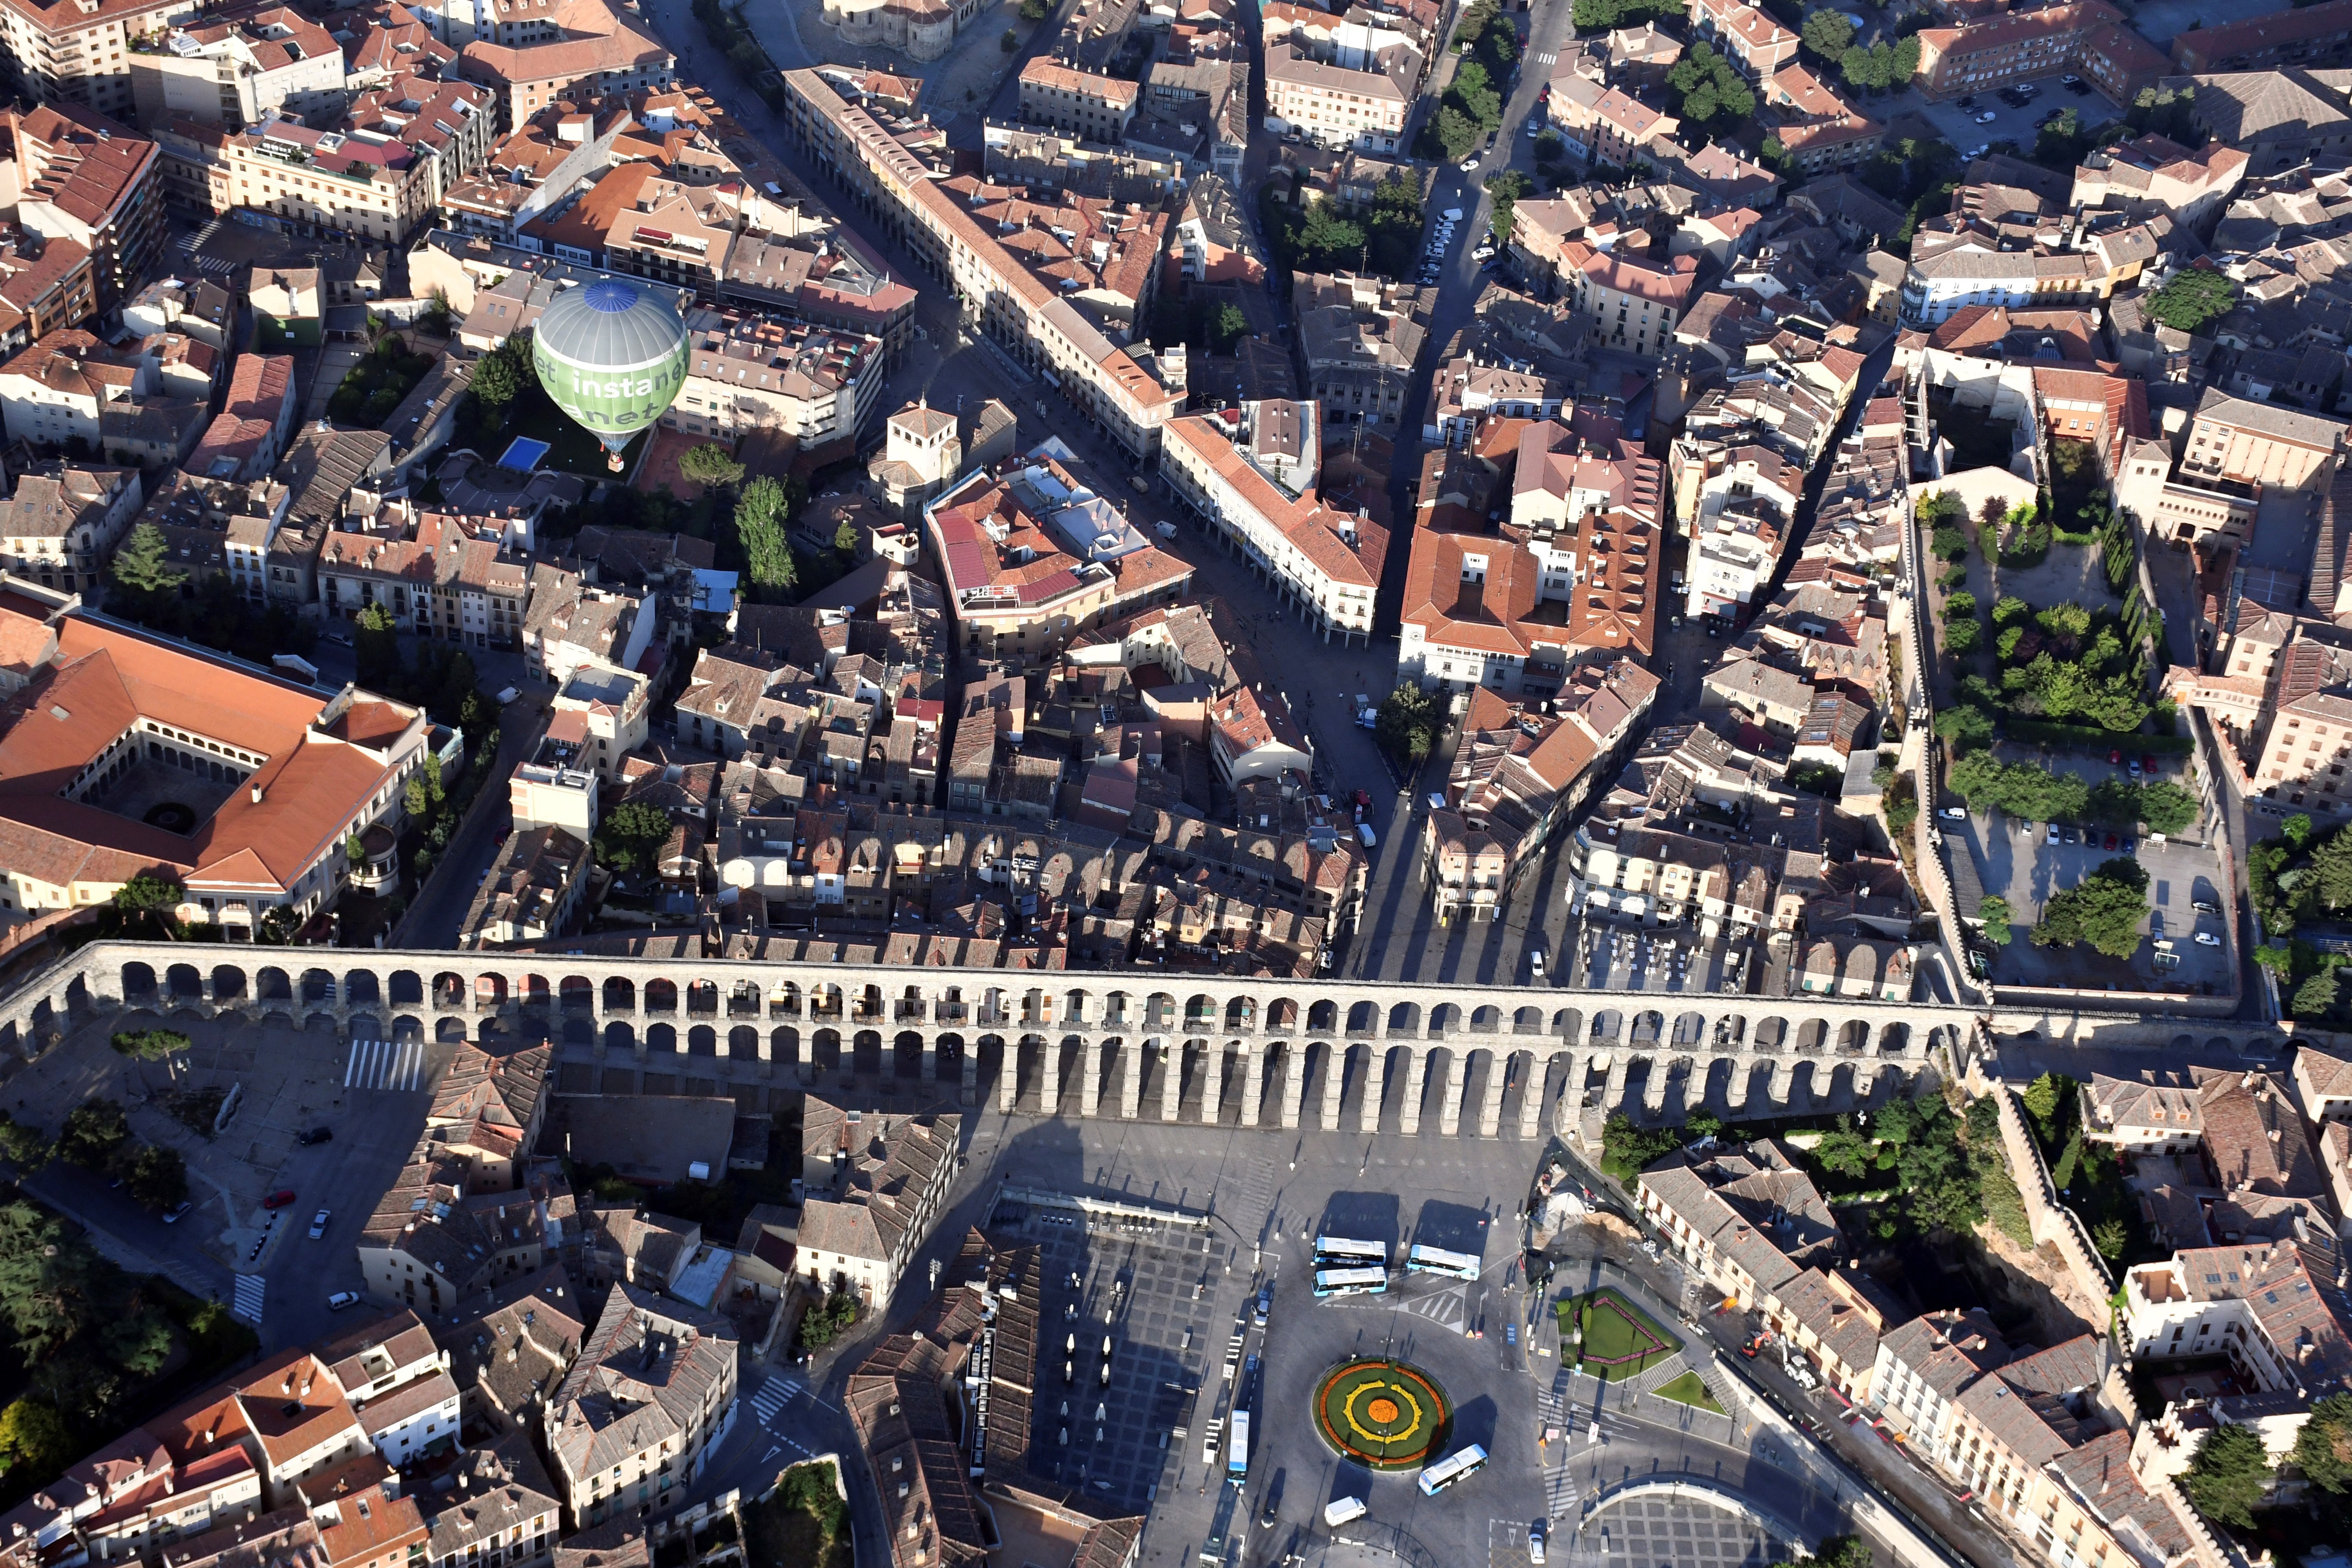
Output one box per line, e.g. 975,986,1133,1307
1313,1358,1451,1470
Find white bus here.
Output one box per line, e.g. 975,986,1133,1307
1314,1236,1388,1267
1313,1266,1389,1298
1228,1410,1250,1484
1418,1444,1488,1496
1405,1244,1481,1281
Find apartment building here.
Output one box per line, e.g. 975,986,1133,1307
796,1097,961,1305
924,441,1196,663
936,175,1168,334
358,1160,560,1312
1263,42,1416,154
1913,1,2168,102
779,68,1184,459
660,310,883,449
200,114,445,245
0,0,183,120
2170,0,2352,72
8,102,165,309
0,458,139,593
523,564,655,685
1687,0,1797,76
1160,402,1382,647
1638,1140,1895,1399
1294,270,1432,432
1017,57,1139,142
319,511,533,651
545,1284,738,1531
128,9,345,132
2180,386,2346,490
1761,64,1881,175
0,229,93,352
1568,244,1699,357
1424,659,1656,920
0,328,202,463
422,1432,564,1568
1677,441,1802,619
2069,133,2248,228
442,103,633,242
183,352,295,483
454,0,675,127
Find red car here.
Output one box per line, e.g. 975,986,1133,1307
2108,748,2121,765
2142,754,2158,773
264,1190,297,1209
1352,789,1372,809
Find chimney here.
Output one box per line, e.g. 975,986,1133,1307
251,784,265,804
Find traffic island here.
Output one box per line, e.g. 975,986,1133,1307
1313,1358,1451,1470
1556,1287,1680,1382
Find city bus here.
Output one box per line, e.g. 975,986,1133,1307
1312,1266,1389,1298
1313,1236,1388,1268
1418,1444,1488,1496
1405,1244,1482,1281
1228,1410,1250,1484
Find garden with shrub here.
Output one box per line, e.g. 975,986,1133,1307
327,334,437,426
2242,814,2352,1021
2011,1071,2153,1266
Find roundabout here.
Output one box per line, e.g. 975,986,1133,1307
1314,1359,1451,1470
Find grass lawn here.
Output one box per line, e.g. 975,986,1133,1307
1652,1370,1724,1414
1555,1288,1680,1383
494,388,651,479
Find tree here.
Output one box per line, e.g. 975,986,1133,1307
1813,1123,1875,1178
1666,42,1754,131
2180,1423,2271,1530
111,1029,190,1060
1944,617,1981,656
111,522,188,598
2142,267,2238,334
1945,591,1977,621
2254,943,2294,979
0,1399,71,1479
1992,595,2030,627
2138,781,2197,836
678,442,745,487
355,600,401,694
2287,813,2317,850
1931,524,1968,559
0,1115,47,1171
2033,106,2086,169
1020,0,1049,16
2294,1391,2352,1494
1000,28,1017,49
1800,8,1854,62
2312,827,2352,909
2020,1071,2072,1140
736,476,796,599
123,1145,187,1211
2036,602,2092,639
110,875,181,938
1483,169,1533,244
1599,1112,1680,1181
833,516,861,558
471,337,533,421
594,800,675,874
1432,104,1481,161
797,1282,862,1350
1934,704,1994,753
2033,858,2151,958
1980,896,2012,946
57,1100,130,1171
1375,683,1441,765
2091,1216,2129,1260
2295,966,2344,1019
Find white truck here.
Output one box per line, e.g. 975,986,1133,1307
1323,1498,1368,1528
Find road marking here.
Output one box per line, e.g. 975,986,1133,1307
231,1274,265,1325
344,1036,424,1090
1531,50,1555,63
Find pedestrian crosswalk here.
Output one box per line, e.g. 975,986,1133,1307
1530,50,1556,63
750,1376,804,1425
231,1274,265,1325
1391,1279,1468,1331
182,255,237,276
344,1036,425,1090
1544,1460,1580,1519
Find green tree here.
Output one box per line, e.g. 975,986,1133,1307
1980,896,2012,946
1666,42,1754,131
2143,267,2238,334
2180,1423,2271,1530
1992,595,2030,627
2091,1216,2128,1260
2036,602,2092,639
354,601,402,694
1800,8,1854,62
1945,591,1977,621
1599,1112,1681,1181
2286,813,2317,850
594,800,675,874
2311,827,2352,908
111,522,188,597
1020,0,1049,16
2296,966,2344,1019
0,1115,46,1171
677,442,745,487
1432,104,1481,161
2137,781,2197,836
110,875,182,938
110,1029,190,1060
123,1145,188,1211
1931,524,1968,559
0,1399,72,1479
57,1100,130,1171
2294,1391,2352,1494
2034,858,2151,958
2020,1070,2071,1141
471,336,533,419
1000,27,1017,49
1944,617,1981,656
1934,704,1995,753
2254,943,2294,979
1375,683,1441,764
834,516,861,558
1813,1123,1875,1178
1209,303,1248,353
1483,169,1533,243
736,476,796,599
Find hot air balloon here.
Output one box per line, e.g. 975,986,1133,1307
531,278,690,472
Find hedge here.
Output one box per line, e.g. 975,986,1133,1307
2004,718,2195,754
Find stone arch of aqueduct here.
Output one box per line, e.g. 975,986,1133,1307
0,942,2287,1138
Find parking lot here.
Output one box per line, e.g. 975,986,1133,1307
1902,72,2118,162
1573,919,1758,999
1945,770,2235,994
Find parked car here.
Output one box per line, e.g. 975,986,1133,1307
1255,1284,1273,1326
1941,806,1967,820
1459,158,1480,174
1956,94,1976,109
2046,823,2061,845
264,1190,297,1209
2108,747,2122,765
1528,1523,1546,1565
1976,110,1997,123
2194,932,2221,947
2142,754,2159,773
296,1126,332,1146
162,1201,192,1224
309,1209,330,1240
2060,73,2082,84
328,1292,362,1311
1473,245,1496,260
2127,759,2142,779
2193,898,2221,914
2062,828,2079,844
1356,822,1377,849
1530,948,1546,980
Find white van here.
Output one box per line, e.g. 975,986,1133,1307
1323,1498,1368,1528
496,686,519,705
1356,822,1377,849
